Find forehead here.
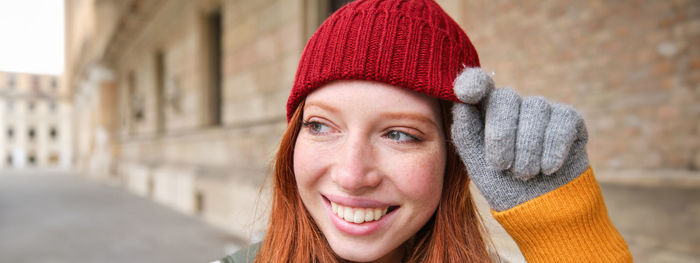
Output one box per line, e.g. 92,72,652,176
304,80,442,118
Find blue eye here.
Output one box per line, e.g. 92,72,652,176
303,121,331,134
385,130,418,143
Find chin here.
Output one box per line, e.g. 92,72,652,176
327,239,400,263
332,248,382,262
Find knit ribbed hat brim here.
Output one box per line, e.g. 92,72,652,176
287,0,480,121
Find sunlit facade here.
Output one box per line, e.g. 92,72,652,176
0,71,71,170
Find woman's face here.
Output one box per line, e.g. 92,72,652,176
293,80,446,262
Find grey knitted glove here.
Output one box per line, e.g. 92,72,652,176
451,68,590,211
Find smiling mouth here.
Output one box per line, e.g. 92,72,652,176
329,200,399,224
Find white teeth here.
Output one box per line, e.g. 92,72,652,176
364,209,374,222
330,201,391,224
353,209,364,224
343,207,353,222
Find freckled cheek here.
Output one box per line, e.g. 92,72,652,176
293,139,330,186
385,153,445,204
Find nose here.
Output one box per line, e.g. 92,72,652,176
331,134,381,194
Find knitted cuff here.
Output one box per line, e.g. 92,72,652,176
492,167,633,262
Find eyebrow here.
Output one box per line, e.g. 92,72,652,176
379,112,440,131
304,101,340,114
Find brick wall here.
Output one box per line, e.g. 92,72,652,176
442,0,699,171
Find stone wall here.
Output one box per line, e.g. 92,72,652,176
100,0,306,239
441,0,699,172
223,0,303,125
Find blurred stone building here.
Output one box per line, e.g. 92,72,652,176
0,71,71,170
64,0,698,256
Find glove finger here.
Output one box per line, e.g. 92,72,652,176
454,67,494,104
541,103,583,175
484,88,521,170
452,103,511,212
451,103,485,160
513,96,551,180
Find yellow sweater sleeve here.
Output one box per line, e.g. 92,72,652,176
491,167,633,262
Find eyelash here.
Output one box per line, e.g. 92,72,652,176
383,130,421,144
302,120,331,135
302,120,422,144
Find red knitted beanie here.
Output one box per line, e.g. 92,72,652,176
287,0,480,121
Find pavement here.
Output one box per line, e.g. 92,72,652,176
601,183,700,263
0,170,241,263
1,169,697,263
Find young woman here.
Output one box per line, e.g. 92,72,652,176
219,0,632,262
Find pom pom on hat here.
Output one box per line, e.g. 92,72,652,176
287,0,481,121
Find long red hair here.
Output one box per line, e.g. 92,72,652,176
255,100,493,262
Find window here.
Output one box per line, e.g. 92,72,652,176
32,76,40,91
6,100,13,112
48,153,59,164
205,8,223,126
51,77,57,91
128,72,144,121
7,74,15,88
7,127,13,139
49,101,57,112
49,127,57,140
6,154,11,166
28,127,35,140
28,101,35,112
195,191,205,214
329,0,353,13
155,51,166,132
305,0,354,43
147,177,155,197
28,154,36,165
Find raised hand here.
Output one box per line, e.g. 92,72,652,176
450,68,590,211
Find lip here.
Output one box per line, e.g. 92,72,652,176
324,193,396,208
322,194,399,236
